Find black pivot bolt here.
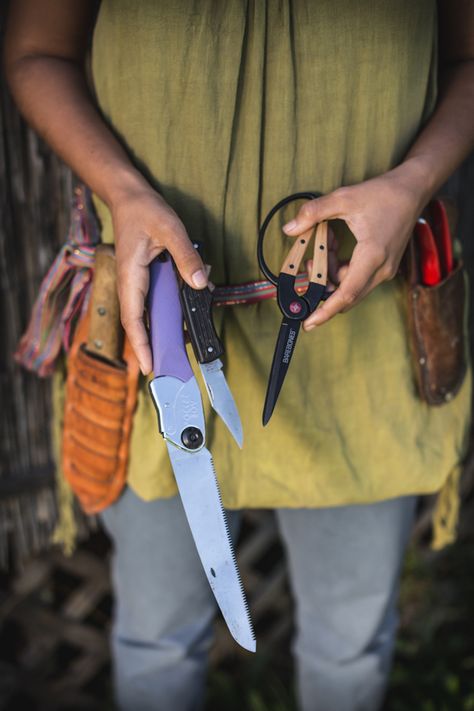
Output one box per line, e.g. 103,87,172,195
181,426,204,450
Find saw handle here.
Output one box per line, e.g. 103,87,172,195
148,255,194,381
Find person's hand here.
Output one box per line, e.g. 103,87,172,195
282,169,424,331
111,186,207,375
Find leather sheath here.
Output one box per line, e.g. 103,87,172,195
402,198,467,405
62,248,139,514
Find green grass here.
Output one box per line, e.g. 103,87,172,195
385,532,474,711
207,652,297,711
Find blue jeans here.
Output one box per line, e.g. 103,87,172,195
101,488,416,711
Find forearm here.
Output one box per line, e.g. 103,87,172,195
391,60,474,207
5,55,149,209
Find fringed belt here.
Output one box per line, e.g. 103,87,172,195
15,185,309,376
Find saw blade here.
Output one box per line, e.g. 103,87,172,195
167,443,255,652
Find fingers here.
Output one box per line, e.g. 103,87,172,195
326,226,340,286
118,256,152,374
119,232,207,374
113,191,208,375
303,242,382,330
164,221,207,289
283,190,347,236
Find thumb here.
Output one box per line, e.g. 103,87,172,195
282,191,346,237
165,230,208,289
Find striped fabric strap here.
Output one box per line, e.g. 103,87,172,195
15,184,310,376
14,187,99,377
213,273,309,306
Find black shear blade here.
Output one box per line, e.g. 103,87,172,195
262,318,301,426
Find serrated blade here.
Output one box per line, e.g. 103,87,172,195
199,360,243,448
166,443,256,652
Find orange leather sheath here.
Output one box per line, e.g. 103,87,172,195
62,247,139,514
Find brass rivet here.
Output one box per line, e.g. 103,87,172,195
94,339,103,350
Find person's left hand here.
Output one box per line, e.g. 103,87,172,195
282,169,425,331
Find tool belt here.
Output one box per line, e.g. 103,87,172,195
401,198,468,405
15,186,468,516
62,245,139,514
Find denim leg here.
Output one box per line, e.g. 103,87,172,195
276,496,417,711
101,486,240,711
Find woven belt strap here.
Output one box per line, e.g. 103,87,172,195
213,273,309,306
15,180,310,376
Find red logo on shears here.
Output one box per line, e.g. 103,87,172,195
289,301,302,315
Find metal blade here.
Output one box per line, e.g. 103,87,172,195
167,443,256,652
262,318,301,426
200,360,243,448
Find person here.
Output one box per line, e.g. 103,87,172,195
5,2,474,710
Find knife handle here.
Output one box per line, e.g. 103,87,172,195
180,283,224,364
148,254,194,381
86,245,123,365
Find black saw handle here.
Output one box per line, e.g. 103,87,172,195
180,243,224,364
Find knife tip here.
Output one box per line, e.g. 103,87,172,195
239,637,257,653
231,428,244,449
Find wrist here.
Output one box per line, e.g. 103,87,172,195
102,167,155,211
387,156,438,212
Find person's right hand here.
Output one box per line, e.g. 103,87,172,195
111,186,208,375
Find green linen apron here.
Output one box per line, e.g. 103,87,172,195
55,0,471,550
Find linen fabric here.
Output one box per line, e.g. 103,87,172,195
89,0,471,510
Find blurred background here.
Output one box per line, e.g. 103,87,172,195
2,7,474,711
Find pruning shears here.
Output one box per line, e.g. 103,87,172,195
258,192,330,425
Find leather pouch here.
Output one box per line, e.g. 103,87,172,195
404,201,468,405
62,246,139,514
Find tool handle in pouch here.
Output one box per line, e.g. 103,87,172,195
148,255,193,381
86,244,123,364
180,283,224,364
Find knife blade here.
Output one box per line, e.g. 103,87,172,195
179,255,243,447
199,360,243,448
148,254,255,652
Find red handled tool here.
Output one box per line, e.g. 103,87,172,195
413,199,455,286
414,218,442,286
429,199,454,277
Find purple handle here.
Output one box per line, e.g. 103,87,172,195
148,256,193,381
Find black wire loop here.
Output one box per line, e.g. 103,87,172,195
257,191,323,285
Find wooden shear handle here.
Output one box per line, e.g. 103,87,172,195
281,222,328,285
